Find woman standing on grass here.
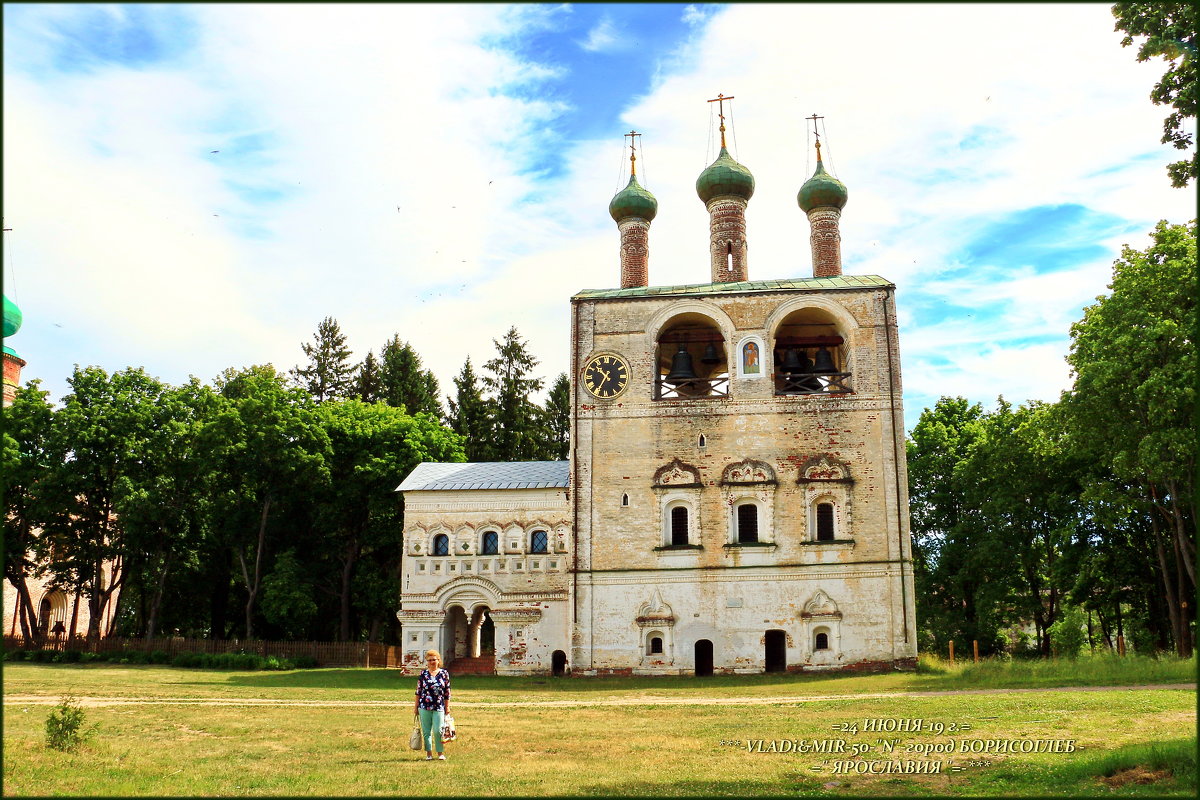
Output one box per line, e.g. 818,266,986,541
414,649,451,761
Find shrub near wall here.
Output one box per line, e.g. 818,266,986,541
2,648,315,670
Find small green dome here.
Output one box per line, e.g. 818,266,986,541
3,295,22,339
696,146,755,204
797,158,848,212
608,173,658,222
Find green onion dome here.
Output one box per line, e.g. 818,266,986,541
608,173,659,222
3,295,21,339
696,146,755,204
797,157,848,212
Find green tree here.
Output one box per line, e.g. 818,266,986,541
1112,3,1198,187
313,399,464,640
1062,219,1196,655
956,401,1082,655
540,372,571,460
259,549,318,639
113,379,220,639
378,335,443,418
2,381,59,641
447,357,493,461
906,397,988,654
46,367,166,640
353,351,382,403
205,365,330,639
291,317,357,402
482,327,544,461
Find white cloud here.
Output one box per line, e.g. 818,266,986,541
3,3,1194,425
579,17,620,53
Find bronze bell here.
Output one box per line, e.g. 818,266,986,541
666,343,698,382
798,350,816,374
700,342,722,365
781,348,804,373
812,346,837,374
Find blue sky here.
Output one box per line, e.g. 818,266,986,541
2,3,1194,431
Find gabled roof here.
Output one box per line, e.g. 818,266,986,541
396,461,570,492
572,274,893,301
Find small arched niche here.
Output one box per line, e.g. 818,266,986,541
772,306,851,396
655,312,729,400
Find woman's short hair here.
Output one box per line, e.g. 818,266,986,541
424,649,442,668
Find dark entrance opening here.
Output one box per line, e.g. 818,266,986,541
551,649,567,676
695,639,714,677
480,613,495,653
765,629,787,673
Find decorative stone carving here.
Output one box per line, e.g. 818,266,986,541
798,456,852,483
801,590,842,620
635,589,676,627
652,459,702,488
720,458,776,485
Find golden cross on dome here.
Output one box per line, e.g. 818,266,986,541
624,130,642,176
708,93,734,149
807,113,825,156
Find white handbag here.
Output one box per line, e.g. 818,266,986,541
409,714,423,750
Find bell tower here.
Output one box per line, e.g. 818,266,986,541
568,103,914,677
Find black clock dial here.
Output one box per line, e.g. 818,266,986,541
582,354,630,399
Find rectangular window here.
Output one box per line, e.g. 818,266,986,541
817,503,835,541
737,504,759,543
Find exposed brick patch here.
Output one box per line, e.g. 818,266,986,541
807,208,842,277
707,197,748,282
618,217,651,289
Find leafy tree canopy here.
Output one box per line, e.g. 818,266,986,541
1112,2,1198,187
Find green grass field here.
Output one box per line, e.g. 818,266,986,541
3,655,1195,796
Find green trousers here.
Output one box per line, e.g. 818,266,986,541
418,708,444,753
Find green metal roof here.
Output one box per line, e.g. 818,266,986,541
573,274,893,301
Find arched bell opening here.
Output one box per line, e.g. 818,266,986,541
772,307,851,395
655,313,728,400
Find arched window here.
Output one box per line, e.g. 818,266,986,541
481,531,499,555
737,503,759,543
816,503,835,541
650,636,664,655
814,631,830,651
530,530,549,554
621,493,630,507
432,534,449,556
671,506,689,546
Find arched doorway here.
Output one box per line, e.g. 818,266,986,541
765,629,787,673
468,606,494,657
551,650,567,676
443,606,469,660
694,639,714,677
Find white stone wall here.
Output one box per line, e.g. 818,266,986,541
398,487,574,675
571,285,916,674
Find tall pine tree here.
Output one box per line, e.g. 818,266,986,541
447,357,493,461
291,317,356,402
378,335,443,418
353,351,382,402
482,327,544,461
541,372,570,460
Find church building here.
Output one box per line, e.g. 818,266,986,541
397,106,916,675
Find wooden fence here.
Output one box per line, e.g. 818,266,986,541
2,635,401,669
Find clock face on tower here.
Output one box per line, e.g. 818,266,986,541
582,353,630,399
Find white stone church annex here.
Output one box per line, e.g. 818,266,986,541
396,111,917,676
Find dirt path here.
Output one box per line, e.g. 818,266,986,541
3,683,1192,709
